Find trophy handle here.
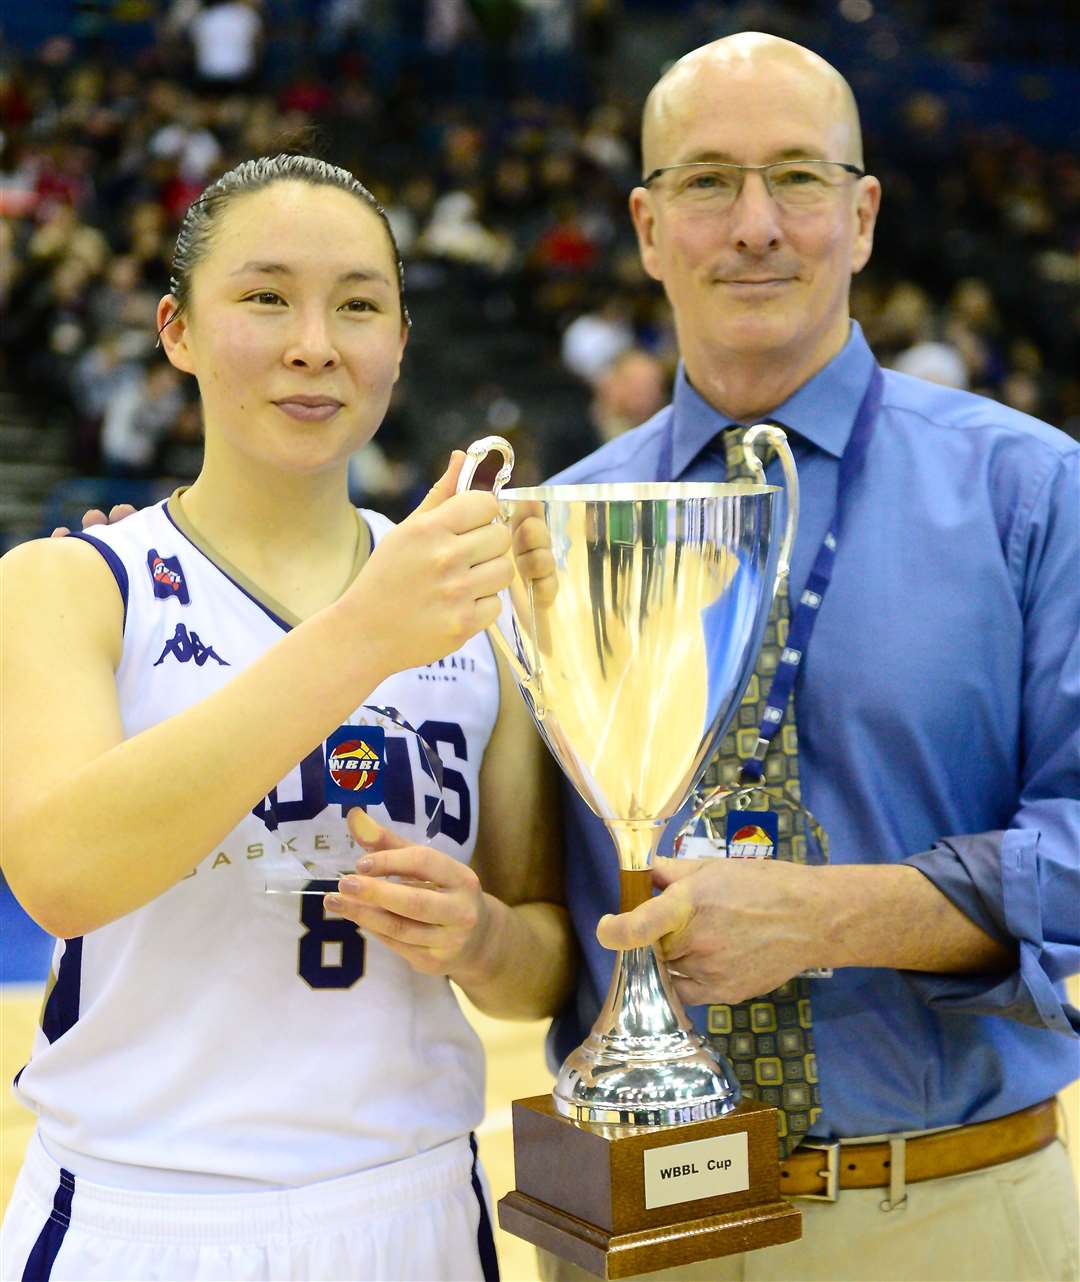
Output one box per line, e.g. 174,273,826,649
742,425,799,586
456,435,545,712
457,434,516,496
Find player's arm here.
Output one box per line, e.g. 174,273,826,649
0,537,405,939
1,470,512,939
452,651,575,1019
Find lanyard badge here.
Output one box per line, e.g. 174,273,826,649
725,806,779,857
675,785,832,979
675,785,823,865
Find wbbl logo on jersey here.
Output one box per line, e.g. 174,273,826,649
325,726,385,805
147,549,190,604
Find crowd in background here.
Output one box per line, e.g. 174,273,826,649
1,0,1078,531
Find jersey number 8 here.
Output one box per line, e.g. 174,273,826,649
298,879,365,989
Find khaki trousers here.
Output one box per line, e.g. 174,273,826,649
537,1139,1078,1282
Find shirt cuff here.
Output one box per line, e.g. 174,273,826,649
900,831,1079,1035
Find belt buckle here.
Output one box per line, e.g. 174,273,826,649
797,1139,840,1201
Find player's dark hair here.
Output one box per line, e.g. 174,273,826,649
165,154,410,329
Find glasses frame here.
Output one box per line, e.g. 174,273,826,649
640,159,867,206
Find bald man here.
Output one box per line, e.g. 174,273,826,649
544,34,1079,1282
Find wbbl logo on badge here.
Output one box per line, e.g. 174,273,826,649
724,809,780,858
325,727,385,806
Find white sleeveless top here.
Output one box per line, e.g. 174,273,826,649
14,498,500,1188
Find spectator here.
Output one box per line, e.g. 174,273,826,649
0,1,1076,555
418,190,513,271
891,340,969,388
560,297,633,382
589,347,671,441
99,363,186,477
187,0,265,94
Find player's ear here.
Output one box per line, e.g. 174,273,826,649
393,318,409,385
156,294,195,375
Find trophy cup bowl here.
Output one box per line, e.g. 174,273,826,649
457,434,802,1275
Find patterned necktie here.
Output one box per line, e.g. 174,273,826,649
700,425,823,1158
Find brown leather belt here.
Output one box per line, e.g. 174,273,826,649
779,1099,1058,1201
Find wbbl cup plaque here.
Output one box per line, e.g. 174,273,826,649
457,435,802,1278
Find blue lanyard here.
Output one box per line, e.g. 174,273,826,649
657,363,884,785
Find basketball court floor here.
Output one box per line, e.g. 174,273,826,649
2,879,1076,1282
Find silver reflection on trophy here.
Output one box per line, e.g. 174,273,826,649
457,432,798,1127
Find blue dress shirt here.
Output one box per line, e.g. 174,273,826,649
547,321,1080,1138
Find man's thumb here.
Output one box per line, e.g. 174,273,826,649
413,451,466,515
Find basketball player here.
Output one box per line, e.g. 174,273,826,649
0,155,572,1282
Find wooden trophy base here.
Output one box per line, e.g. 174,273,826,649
497,1094,801,1280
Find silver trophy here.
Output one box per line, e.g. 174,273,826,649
457,432,798,1127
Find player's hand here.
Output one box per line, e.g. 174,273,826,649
595,856,824,1006
50,504,138,538
325,809,489,979
345,451,513,675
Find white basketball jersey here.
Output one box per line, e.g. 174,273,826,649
14,498,500,1187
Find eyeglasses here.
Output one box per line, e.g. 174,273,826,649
641,160,866,212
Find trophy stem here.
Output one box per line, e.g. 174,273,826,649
609,818,663,915
607,818,664,872
553,819,741,1127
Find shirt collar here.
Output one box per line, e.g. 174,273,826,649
670,320,877,477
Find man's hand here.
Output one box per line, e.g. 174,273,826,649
596,856,825,1006
51,504,138,538
509,502,558,608
326,808,490,980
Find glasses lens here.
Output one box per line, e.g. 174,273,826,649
767,162,848,207
671,165,740,204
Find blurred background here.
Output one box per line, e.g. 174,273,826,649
1,3,1078,1274
1,0,1078,549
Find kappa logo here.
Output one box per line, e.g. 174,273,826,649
147,549,190,604
154,623,230,667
